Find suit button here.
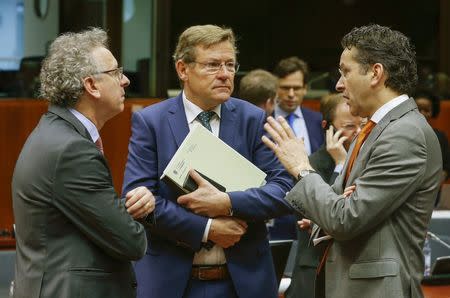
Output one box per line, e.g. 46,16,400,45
132,282,137,289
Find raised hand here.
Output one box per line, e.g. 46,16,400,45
262,116,313,177
326,125,348,165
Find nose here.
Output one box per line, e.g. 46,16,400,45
335,76,344,92
121,74,130,87
288,88,295,97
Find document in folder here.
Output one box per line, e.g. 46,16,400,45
160,124,267,193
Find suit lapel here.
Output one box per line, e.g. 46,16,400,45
48,105,91,141
344,98,417,186
218,99,237,146
167,94,190,148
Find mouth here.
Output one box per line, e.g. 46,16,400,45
214,85,231,91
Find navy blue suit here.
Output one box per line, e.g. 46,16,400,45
122,94,293,297
268,107,323,240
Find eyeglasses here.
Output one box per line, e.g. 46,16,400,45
94,67,124,80
192,61,240,74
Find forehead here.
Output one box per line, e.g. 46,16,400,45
339,47,359,68
91,46,117,68
334,102,358,121
194,41,235,60
278,71,305,85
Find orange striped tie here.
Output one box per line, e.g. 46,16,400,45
344,120,376,185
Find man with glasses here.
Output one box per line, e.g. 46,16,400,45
268,57,324,241
12,28,154,298
122,24,293,298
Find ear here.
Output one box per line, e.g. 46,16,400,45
321,120,328,129
83,76,101,99
175,60,189,82
370,63,385,87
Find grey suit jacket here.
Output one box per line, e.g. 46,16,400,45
286,99,442,298
12,105,147,298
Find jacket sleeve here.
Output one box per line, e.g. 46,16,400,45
52,138,147,260
228,111,294,221
285,120,436,241
122,111,207,252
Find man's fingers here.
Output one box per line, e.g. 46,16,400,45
264,122,283,145
189,169,210,186
276,116,296,139
337,136,348,146
261,135,277,151
234,218,248,229
333,129,344,141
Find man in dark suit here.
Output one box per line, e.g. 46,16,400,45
268,57,324,240
122,24,293,298
263,24,442,298
12,28,155,298
286,94,361,298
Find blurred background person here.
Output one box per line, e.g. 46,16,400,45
268,57,324,241
414,89,450,206
238,69,277,114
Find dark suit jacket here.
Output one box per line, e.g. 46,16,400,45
12,105,147,298
122,94,293,298
269,107,324,240
286,144,337,298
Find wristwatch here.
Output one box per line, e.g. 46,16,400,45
297,169,316,181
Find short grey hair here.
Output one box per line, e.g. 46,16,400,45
40,27,108,107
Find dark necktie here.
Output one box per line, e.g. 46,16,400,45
95,136,104,155
286,113,295,129
197,111,215,132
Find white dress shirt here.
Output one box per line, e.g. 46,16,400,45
182,92,226,265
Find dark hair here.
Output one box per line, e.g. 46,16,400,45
413,89,440,118
341,24,417,94
273,56,309,83
239,69,278,106
320,93,346,127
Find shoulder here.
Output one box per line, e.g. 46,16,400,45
138,96,179,116
301,107,322,120
225,97,266,120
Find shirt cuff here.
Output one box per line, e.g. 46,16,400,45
334,163,344,174
202,218,212,242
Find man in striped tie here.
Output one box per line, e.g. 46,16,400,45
263,24,442,298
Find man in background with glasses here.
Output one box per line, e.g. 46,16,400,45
267,57,324,241
122,24,293,298
12,28,154,298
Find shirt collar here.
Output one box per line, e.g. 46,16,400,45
370,94,409,124
182,91,222,124
274,104,304,119
69,108,100,142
